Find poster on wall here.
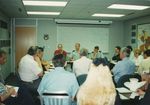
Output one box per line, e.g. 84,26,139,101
137,23,150,52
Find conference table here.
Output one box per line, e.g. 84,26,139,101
44,61,74,74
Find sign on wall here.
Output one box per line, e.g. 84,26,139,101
137,23,150,52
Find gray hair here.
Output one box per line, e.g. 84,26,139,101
80,48,88,56
121,47,131,57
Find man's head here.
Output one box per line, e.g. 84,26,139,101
27,46,39,56
80,48,88,57
120,47,131,59
0,49,7,65
126,45,133,51
52,54,66,67
94,46,99,53
75,43,80,51
57,44,63,50
93,58,109,67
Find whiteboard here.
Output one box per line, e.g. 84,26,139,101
57,24,109,53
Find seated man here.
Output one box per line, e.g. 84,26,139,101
73,48,92,76
112,46,121,62
89,46,104,60
54,44,67,58
0,49,35,105
18,46,43,94
70,43,81,61
38,54,79,105
112,47,136,83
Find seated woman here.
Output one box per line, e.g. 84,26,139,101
132,48,143,67
77,58,116,105
37,47,51,71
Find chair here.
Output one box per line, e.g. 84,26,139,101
40,91,72,105
77,74,87,86
117,73,141,88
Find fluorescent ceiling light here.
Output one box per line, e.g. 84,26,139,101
23,1,67,6
27,11,60,15
92,13,125,17
108,4,149,10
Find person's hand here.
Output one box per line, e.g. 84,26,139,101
136,89,145,96
45,65,50,70
7,87,17,97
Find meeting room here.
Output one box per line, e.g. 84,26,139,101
0,0,150,105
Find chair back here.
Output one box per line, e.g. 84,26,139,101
117,74,141,87
40,91,72,105
77,74,87,86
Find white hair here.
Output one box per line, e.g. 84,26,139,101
77,64,116,105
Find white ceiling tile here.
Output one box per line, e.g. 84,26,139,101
0,0,150,20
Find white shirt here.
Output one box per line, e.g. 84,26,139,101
18,54,42,82
138,57,150,74
73,56,92,76
132,55,143,66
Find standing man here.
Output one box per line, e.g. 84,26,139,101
71,43,81,61
18,46,43,94
112,47,136,83
38,54,79,105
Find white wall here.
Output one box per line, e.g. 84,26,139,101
37,19,57,60
108,21,124,59
57,24,109,53
14,18,125,60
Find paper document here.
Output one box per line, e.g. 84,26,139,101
116,87,131,93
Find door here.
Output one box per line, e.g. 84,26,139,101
15,27,36,69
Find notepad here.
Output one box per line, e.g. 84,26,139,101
6,85,19,97
119,94,129,100
116,87,131,93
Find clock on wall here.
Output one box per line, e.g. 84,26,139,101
43,34,49,40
